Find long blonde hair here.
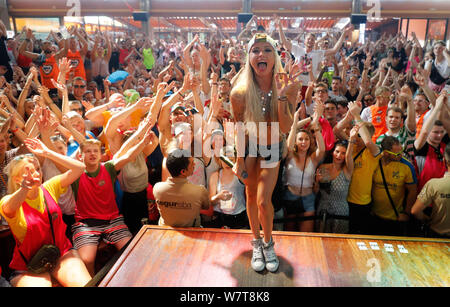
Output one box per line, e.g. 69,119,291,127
233,44,284,125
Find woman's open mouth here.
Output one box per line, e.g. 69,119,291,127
257,61,268,72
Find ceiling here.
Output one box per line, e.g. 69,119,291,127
6,0,450,18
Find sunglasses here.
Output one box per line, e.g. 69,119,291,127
74,85,86,88
384,150,402,157
14,153,35,161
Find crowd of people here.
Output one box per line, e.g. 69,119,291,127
0,14,449,286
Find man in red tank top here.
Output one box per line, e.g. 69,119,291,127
414,92,449,194
71,133,152,276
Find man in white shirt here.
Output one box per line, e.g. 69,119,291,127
277,22,353,85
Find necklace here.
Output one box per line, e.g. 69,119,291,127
257,88,272,116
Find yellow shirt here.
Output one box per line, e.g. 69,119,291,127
371,160,415,221
347,148,382,205
0,175,67,244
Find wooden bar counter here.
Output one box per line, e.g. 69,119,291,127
98,226,449,287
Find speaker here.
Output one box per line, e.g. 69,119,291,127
133,11,149,22
238,13,253,24
351,14,367,26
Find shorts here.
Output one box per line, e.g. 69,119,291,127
9,248,76,281
72,216,132,250
283,188,316,214
246,140,284,163
212,210,249,229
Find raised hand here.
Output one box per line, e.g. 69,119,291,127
348,101,362,117
24,137,50,157
399,84,413,101
413,69,427,87
20,166,41,190
51,79,67,92
289,59,305,80
276,73,302,106
34,105,51,130
82,100,94,111
312,99,325,121
136,97,154,110
349,124,360,141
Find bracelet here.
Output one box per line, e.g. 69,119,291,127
11,127,19,133
212,82,218,85
178,91,185,98
278,96,288,102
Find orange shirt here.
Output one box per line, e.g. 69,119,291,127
40,55,60,89
416,110,429,137
66,49,86,80
370,105,388,143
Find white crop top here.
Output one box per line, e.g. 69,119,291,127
283,157,315,189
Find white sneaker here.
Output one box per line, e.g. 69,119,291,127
263,238,279,272
251,238,265,272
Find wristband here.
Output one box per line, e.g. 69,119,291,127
178,91,185,98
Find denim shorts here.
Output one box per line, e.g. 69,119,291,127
282,188,316,214
246,140,284,162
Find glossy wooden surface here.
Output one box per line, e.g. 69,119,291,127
99,226,450,287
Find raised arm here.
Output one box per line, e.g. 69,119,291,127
399,85,416,134
277,18,292,53
348,101,381,157
345,125,359,178
414,91,447,151
18,28,40,60
112,125,155,171
183,35,199,70
324,27,353,57
25,137,85,188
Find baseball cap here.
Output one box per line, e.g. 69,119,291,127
247,33,277,53
123,89,140,105
171,102,186,114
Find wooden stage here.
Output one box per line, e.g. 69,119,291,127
98,226,450,287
